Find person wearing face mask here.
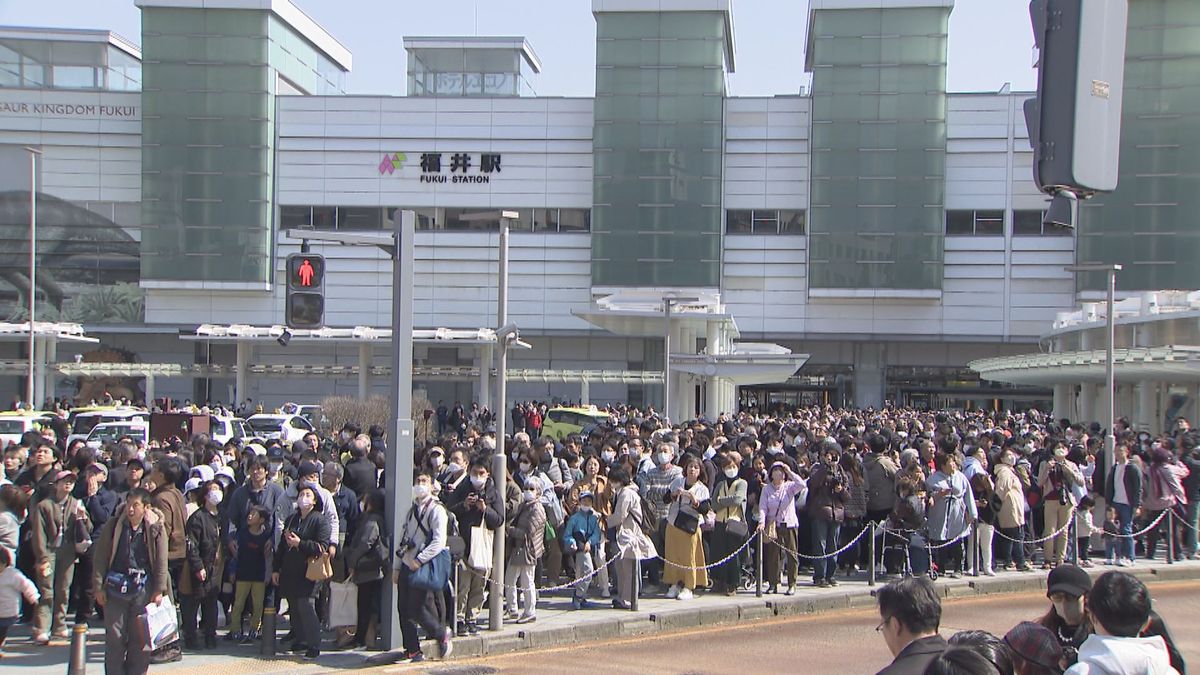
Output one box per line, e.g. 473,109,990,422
994,448,1032,572
1036,564,1092,664
562,491,602,609
1037,443,1085,570
181,480,225,651
341,492,385,650
274,485,331,661
447,461,502,636
426,447,446,475
710,453,748,596
758,462,807,595
505,478,546,624
636,442,682,588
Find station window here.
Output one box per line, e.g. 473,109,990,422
289,207,591,233
726,209,806,235
1012,210,1073,236
945,210,1004,236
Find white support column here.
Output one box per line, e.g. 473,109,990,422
580,378,590,405
145,374,155,407
478,346,492,410
235,340,249,407
31,336,43,408
1052,384,1070,421
1136,381,1155,432
43,337,56,404
1078,384,1097,425
358,343,372,401
1095,384,1111,429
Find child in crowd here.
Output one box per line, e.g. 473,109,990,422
563,491,602,610
1103,506,1120,566
227,506,273,643
0,546,40,658
1074,495,1096,568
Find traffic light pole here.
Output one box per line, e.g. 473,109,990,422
384,210,416,652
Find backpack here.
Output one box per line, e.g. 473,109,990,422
636,493,661,540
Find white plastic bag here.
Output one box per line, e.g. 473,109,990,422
467,525,494,570
329,580,358,628
145,597,178,650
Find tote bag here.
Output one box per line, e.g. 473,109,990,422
466,525,494,570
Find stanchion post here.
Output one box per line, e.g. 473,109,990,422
868,521,876,587
261,606,277,656
451,564,460,632
630,557,640,611
968,524,978,577
756,530,764,598
67,622,87,674
1167,510,1175,565
1069,517,1079,566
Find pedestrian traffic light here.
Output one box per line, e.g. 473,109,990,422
285,253,324,329
1024,0,1128,202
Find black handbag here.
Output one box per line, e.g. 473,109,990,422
673,510,700,535
724,519,749,540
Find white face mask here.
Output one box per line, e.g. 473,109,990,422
523,489,537,502
412,484,431,501
601,450,616,463
469,475,487,490
207,490,223,506
447,462,463,474
655,452,672,467
579,505,593,514
518,461,532,473
1054,448,1068,459
430,456,444,469
296,494,314,510
723,467,738,479
269,460,283,474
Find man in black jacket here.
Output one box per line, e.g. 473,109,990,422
875,577,948,675
343,436,376,500
447,460,503,635
1180,435,1200,559
1104,442,1142,566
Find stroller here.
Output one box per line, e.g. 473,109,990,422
881,509,939,581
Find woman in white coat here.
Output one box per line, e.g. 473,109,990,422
607,466,656,610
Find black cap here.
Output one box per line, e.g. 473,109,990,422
1046,563,1092,598
267,445,285,460
298,460,321,478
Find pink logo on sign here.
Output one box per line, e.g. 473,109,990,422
379,152,406,175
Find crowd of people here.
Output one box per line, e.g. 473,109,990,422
0,398,1197,673
875,566,1182,674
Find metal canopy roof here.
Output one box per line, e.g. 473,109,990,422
970,346,1200,386
670,352,811,386
185,324,521,346
0,322,99,344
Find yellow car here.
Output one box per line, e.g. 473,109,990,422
540,406,612,442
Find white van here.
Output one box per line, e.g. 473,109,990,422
67,408,151,448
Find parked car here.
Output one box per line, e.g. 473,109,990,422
246,413,313,445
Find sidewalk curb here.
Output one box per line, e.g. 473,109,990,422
430,563,1200,664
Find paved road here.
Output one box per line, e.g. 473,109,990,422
375,580,1200,675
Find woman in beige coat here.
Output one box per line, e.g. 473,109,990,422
607,466,656,609
993,448,1031,571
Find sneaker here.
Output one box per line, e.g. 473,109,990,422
437,627,453,659
33,634,50,646
1079,560,1094,568
303,648,319,660
1104,559,1114,566
239,633,254,645
676,588,694,601
783,585,795,596
466,621,480,636
456,623,469,637
571,597,582,610
827,578,839,587
515,614,537,625
1116,558,1130,567
409,651,426,663
813,579,829,588
51,628,69,640
666,583,681,600
1017,563,1033,572
983,569,996,577
225,631,241,642
611,598,630,610
1003,562,1016,571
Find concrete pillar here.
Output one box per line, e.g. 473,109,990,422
1095,384,1111,429
358,343,372,401
1052,384,1070,421
580,378,590,405
1079,384,1097,425
235,340,250,408
853,343,886,409
1116,384,1135,425
32,336,44,408
478,347,492,410
705,375,720,421
1136,381,1155,432
145,374,155,407
706,321,720,356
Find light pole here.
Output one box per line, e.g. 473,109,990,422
1065,263,1122,478
24,146,41,409
490,210,517,631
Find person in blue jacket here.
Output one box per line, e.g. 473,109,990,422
562,491,602,610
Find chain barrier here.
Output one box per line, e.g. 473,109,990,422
481,544,624,594
1109,508,1170,539
990,507,1078,545
657,529,761,572
769,523,870,561
876,523,971,550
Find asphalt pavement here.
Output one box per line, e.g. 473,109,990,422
372,580,1200,674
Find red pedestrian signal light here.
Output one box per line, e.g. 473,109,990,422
285,253,325,329
288,254,324,290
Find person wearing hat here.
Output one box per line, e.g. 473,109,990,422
74,463,119,624
562,489,602,610
28,469,87,644
1005,621,1066,674
1036,564,1092,661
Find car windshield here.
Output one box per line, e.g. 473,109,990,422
91,426,142,443
0,420,25,434
247,418,284,432
73,416,103,435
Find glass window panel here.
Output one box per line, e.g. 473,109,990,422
312,207,336,230
974,210,1004,236
337,207,383,230
726,210,752,234
751,210,779,234
779,210,806,234
945,210,974,235
558,209,590,232
1013,210,1044,236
